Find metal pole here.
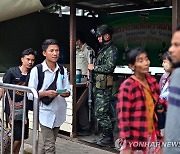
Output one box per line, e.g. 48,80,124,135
172,0,180,32
32,88,39,154
20,93,27,154
10,90,15,154
88,50,94,122
0,83,39,154
0,91,5,154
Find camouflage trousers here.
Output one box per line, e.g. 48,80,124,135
94,87,113,132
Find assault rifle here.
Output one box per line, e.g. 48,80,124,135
88,50,94,122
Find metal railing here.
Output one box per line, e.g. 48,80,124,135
0,82,39,154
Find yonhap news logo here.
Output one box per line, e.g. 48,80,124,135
115,138,127,151
115,138,180,151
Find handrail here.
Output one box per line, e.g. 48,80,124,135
0,82,39,154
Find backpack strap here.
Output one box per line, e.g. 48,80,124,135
57,63,64,75
36,64,44,91
31,63,63,91
36,63,63,90
25,64,44,91
51,68,59,86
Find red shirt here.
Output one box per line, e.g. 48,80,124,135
116,73,166,149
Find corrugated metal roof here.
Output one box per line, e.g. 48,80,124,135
58,0,172,13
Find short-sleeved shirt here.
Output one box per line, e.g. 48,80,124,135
3,66,27,114
27,61,71,129
76,43,94,75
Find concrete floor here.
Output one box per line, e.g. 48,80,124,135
24,129,117,154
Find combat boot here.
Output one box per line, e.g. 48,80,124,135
94,131,114,147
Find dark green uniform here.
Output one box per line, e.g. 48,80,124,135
94,41,118,132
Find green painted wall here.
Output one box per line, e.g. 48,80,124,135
99,8,172,66
0,8,172,72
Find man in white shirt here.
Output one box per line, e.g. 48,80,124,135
76,32,94,135
28,39,71,154
76,32,94,76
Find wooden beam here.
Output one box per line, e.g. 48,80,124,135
69,0,77,138
75,88,88,111
172,0,180,32
58,0,172,14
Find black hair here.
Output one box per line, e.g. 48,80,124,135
42,39,59,51
162,52,172,62
176,25,180,31
76,32,85,44
127,48,147,65
21,48,37,58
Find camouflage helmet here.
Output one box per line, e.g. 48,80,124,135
95,24,114,37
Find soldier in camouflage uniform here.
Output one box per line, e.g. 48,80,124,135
89,24,118,146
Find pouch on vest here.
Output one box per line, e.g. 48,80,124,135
107,75,113,86
95,74,107,89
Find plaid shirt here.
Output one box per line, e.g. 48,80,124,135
117,73,166,147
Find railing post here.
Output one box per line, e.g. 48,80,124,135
0,83,39,154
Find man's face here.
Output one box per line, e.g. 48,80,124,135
169,31,180,65
76,39,81,49
97,35,103,43
43,44,59,63
21,54,35,69
97,33,111,44
76,39,80,46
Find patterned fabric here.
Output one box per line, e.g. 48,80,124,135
0,127,11,154
159,72,170,91
94,42,118,74
159,72,171,101
94,87,113,131
6,90,24,123
145,131,161,154
94,41,118,132
3,66,27,115
117,73,166,150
